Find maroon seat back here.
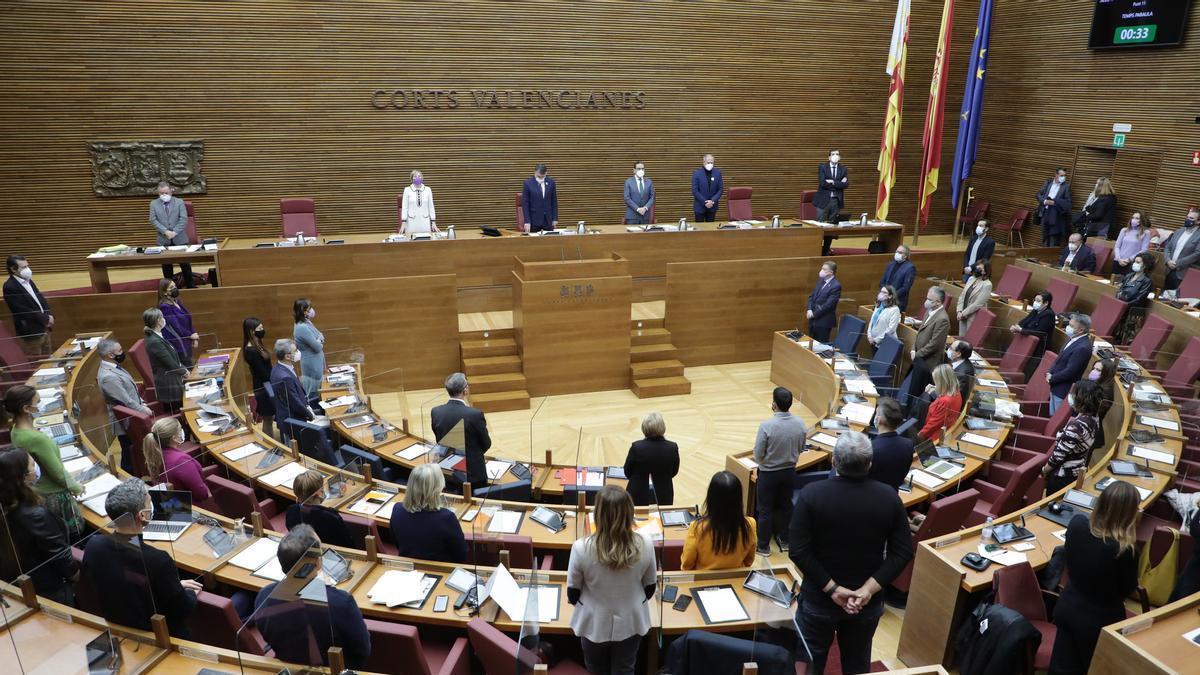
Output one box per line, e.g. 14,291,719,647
963,200,989,226
986,455,1044,517
798,190,818,220
1178,268,1200,299
1093,244,1113,275
1091,295,1128,342
726,186,753,220
514,192,526,232
127,339,157,403
280,198,317,238
1129,315,1173,364
467,617,540,675
0,320,37,381
1164,336,1200,391
993,208,1028,246
464,532,536,569
362,619,433,675
184,200,198,244
893,489,980,592
999,334,1037,375
206,474,261,521
1045,278,1079,314
962,308,996,351
341,512,397,555
993,561,1047,622
1041,401,1074,436
1022,350,1058,403
654,538,684,572
112,404,153,477
188,590,269,655
993,265,1031,300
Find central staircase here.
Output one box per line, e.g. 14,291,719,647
629,319,691,398
459,329,530,412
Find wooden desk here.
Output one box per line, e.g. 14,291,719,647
87,241,225,293
798,218,906,251
1092,590,1200,675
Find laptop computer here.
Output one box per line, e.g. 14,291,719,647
142,490,194,541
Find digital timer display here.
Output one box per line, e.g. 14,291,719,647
1088,0,1192,50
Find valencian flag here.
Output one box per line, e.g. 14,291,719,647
876,0,912,221
917,0,956,228
951,0,994,209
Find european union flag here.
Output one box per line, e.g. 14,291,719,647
951,0,993,209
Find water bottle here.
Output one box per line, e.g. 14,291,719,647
860,212,869,226
679,217,688,231
771,215,781,228
447,225,455,240
295,232,304,247
577,220,586,234
982,516,995,542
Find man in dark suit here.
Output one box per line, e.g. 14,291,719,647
691,153,723,222
521,163,558,232
913,339,976,427
806,260,842,343
899,287,951,412
269,338,315,442
623,160,655,225
879,245,916,313
1009,290,1056,377
814,149,849,223
1162,207,1200,290
1057,233,1097,273
1046,313,1092,415
3,255,54,356
868,397,914,490
962,220,996,282
431,372,492,489
1036,167,1072,247
149,182,194,285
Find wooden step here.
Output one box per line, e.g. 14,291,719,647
467,372,528,394
459,328,514,341
632,376,692,398
630,359,685,379
631,343,677,362
463,355,522,375
630,327,672,346
472,389,531,412
461,337,518,359
630,318,665,330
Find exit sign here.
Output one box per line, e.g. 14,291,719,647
1113,133,1126,148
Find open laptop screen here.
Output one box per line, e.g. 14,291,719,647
150,490,193,523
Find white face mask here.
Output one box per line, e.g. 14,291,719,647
924,299,936,311
291,351,302,363
946,348,957,361
893,252,905,263
306,308,316,319
819,269,831,279
877,293,888,303
1068,242,1079,251
1032,301,1043,311
1065,325,1076,338
635,169,645,178
159,193,172,202
1131,262,1143,273
1057,175,1066,184
830,154,840,163
1130,217,1141,227
18,267,32,280
1067,393,1076,408
703,162,714,171
174,430,185,445
976,225,985,236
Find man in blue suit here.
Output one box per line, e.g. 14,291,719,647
269,338,315,442
1046,314,1092,415
879,245,916,313
813,149,849,223
1056,233,1097,274
521,163,558,232
962,220,996,282
1036,167,1072,247
691,153,723,222
623,160,655,225
807,260,842,343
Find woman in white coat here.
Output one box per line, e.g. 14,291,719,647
400,170,438,235
867,284,902,350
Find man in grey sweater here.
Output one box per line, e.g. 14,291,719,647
752,386,808,555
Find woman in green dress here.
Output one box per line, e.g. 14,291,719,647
3,384,83,537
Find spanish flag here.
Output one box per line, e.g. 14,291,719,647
876,0,911,222
917,0,956,228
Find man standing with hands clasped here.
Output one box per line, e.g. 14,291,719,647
814,149,849,223
691,153,723,223
789,431,913,674
149,182,194,286
623,160,655,225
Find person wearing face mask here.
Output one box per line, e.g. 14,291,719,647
269,338,316,444
242,317,276,439
1073,176,1117,241
143,307,187,413
142,417,209,502
1046,313,1093,415
814,149,849,223
285,470,353,549
1112,211,1152,276
1042,380,1102,495
623,160,655,225
1115,253,1156,342
3,385,83,538
867,285,901,349
806,260,842,343
956,259,993,335
0,448,80,606
157,278,199,366
521,163,558,232
1162,206,1200,290
96,339,153,473
3,254,54,356
292,297,326,399
898,287,951,412
1010,291,1056,375
878,245,916,312
1087,358,1117,453
1036,167,1073,247
84,478,201,637
149,182,194,285
399,169,438,236
691,153,724,222
961,220,995,282
1057,232,1097,274
915,341,975,424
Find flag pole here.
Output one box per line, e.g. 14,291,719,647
913,203,921,246
952,179,967,245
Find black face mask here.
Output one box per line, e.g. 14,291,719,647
254,329,266,339
169,288,180,298
1186,218,1197,228
113,352,127,363
973,268,983,277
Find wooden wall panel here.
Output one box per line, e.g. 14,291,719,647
0,0,979,273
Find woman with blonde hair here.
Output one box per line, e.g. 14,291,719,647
399,169,438,236
623,411,679,506
143,417,209,502
918,364,961,442
1076,176,1116,240
1049,480,1139,673
388,463,465,563
567,485,657,675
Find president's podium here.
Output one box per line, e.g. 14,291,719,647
513,254,633,396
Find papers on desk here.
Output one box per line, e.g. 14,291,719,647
906,469,943,490
738,457,758,470
80,493,109,515
486,509,524,534
977,378,1006,389
322,394,357,408
223,442,266,462
184,378,220,399
977,544,1027,567
924,460,964,480
185,244,202,252
395,443,433,461
259,461,306,489
1130,445,1175,465
838,402,875,425
36,367,66,377
328,364,356,374
368,570,433,608
958,432,1000,449
1181,626,1200,648
635,516,663,540
1051,529,1067,542
556,467,604,487
348,490,397,516
832,357,857,372
64,456,96,475
79,473,122,503
843,378,877,396
203,242,218,251
59,444,84,461
251,557,286,582
693,585,750,623
809,432,839,448
71,336,102,350
166,245,187,252
484,564,559,623
227,538,280,571
991,399,1021,419
486,460,514,481
1137,415,1180,432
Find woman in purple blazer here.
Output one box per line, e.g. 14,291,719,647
157,278,198,366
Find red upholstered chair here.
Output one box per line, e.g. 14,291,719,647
1010,398,1072,451
961,308,996,350
363,618,469,675
998,334,1038,386
891,489,979,593
984,446,1044,490
464,532,554,570
113,405,200,472
1014,350,1057,411
993,265,1031,300
1045,277,1079,314
654,537,684,571
342,512,398,556
621,204,655,225
959,200,990,238
467,617,589,675
183,201,199,244
205,474,279,524
127,338,157,404
188,591,270,655
280,198,317,238
798,190,818,220
726,186,754,220
1147,335,1200,400
1091,295,1128,343
1178,268,1200,299
1128,314,1173,368
514,193,527,232
0,320,38,385
965,454,1044,526
993,562,1056,670
1092,244,1113,275
992,208,1029,247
